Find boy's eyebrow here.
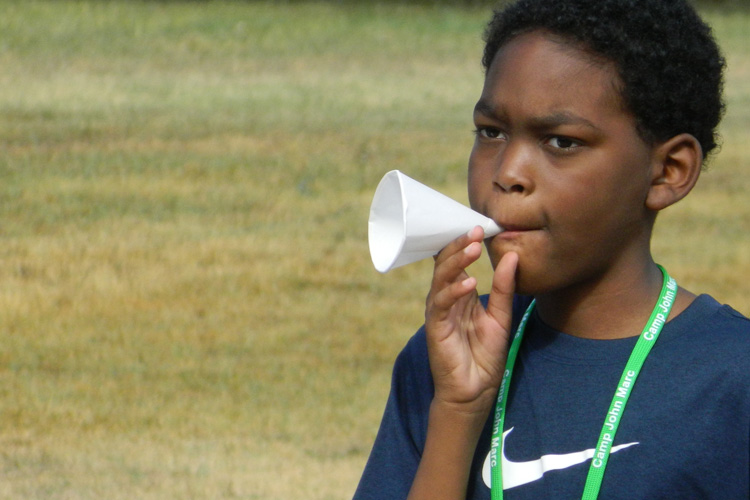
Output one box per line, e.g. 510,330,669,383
473,100,603,132
473,100,498,118
527,112,602,132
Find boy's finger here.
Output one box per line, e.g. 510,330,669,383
434,226,485,267
430,226,485,289
429,274,477,313
431,240,482,294
485,251,518,328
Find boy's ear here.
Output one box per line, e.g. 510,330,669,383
645,133,703,211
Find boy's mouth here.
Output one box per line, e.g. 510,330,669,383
488,216,544,240
483,208,543,236
489,214,540,232
498,224,534,232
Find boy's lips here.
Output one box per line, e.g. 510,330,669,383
488,216,544,239
480,208,544,236
499,224,535,232
490,215,541,232
495,227,537,241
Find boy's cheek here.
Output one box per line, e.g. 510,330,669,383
467,168,490,212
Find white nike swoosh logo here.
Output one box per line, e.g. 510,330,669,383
482,427,639,490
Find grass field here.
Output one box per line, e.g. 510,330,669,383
1,1,748,498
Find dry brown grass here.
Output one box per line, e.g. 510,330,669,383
0,2,747,499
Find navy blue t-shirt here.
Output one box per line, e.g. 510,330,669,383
354,294,750,499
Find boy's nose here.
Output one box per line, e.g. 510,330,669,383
492,140,534,194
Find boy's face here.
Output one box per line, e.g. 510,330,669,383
469,31,658,295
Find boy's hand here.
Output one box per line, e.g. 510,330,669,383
425,226,518,415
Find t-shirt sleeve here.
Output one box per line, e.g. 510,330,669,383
353,327,434,500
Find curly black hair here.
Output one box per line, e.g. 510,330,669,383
482,0,726,162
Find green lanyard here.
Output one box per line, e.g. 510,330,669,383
490,266,677,499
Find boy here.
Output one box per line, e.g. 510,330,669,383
354,0,750,499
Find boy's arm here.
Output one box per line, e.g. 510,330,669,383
408,226,517,499
408,399,491,499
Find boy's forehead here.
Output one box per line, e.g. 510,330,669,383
481,31,625,116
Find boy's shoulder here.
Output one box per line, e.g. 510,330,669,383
607,293,750,393
659,294,750,370
668,294,750,343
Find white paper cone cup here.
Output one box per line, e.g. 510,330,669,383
368,170,502,273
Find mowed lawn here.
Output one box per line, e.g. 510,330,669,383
0,1,748,499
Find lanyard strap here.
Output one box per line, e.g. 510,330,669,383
490,266,677,500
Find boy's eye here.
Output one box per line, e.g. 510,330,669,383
546,136,581,150
475,127,505,139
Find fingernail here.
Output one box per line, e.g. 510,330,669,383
466,226,479,237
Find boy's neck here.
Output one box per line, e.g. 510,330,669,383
534,260,695,340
